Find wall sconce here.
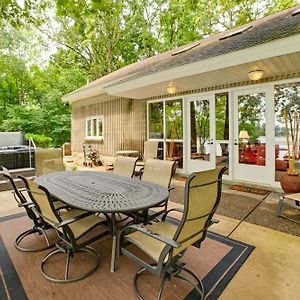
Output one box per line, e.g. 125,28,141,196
167,82,177,94
248,70,264,81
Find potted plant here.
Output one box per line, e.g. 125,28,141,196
279,109,300,193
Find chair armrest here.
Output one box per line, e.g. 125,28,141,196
162,207,184,221
168,187,175,192
121,224,181,248
55,211,94,228
18,202,34,208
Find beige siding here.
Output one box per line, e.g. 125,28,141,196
71,98,146,158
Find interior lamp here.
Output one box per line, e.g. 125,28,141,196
167,83,177,94
248,70,264,81
239,130,250,143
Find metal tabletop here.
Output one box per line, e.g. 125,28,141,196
35,171,169,213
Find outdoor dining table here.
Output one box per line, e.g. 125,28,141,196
35,170,169,273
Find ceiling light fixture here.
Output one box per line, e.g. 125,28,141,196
248,70,264,81
167,83,177,94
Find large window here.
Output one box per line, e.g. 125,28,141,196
148,99,183,168
274,82,300,181
86,115,104,140
148,102,163,139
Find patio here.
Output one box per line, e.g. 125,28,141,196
0,163,299,299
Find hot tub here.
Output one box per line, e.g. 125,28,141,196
0,145,35,169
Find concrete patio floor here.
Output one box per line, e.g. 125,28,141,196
0,167,299,299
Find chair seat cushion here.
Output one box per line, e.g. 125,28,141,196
59,209,106,239
126,221,178,262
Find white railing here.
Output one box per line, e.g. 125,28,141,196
28,137,36,168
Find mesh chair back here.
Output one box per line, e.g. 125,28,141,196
113,156,138,177
142,159,175,188
172,167,226,256
35,148,64,177
143,141,159,161
1,166,27,205
25,179,61,227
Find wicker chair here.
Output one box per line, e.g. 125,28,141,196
1,166,54,252
35,148,65,177
20,177,110,283
119,167,227,299
113,156,138,178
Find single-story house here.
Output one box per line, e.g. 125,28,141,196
63,5,300,189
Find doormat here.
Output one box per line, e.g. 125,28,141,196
229,185,271,196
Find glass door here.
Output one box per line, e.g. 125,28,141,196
186,94,215,172
233,87,273,184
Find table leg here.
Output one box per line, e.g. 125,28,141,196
110,212,117,273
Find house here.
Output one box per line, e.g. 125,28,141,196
63,5,300,189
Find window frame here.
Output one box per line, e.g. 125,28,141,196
85,115,104,140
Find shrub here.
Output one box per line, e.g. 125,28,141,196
25,133,52,148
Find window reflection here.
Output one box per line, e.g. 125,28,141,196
165,99,183,140
148,102,163,139
238,93,266,166
190,99,210,161
275,82,300,181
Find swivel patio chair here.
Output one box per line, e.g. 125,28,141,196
1,166,54,252
130,159,176,224
119,167,227,299
35,148,65,177
21,177,110,283
113,156,138,178
135,141,159,175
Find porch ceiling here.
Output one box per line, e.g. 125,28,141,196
106,51,300,100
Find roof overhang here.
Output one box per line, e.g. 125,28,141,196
62,84,106,104
104,34,300,99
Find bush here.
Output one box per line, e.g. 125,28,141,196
25,133,52,148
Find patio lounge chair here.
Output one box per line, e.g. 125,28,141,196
21,177,110,283
35,148,65,177
275,193,300,224
119,166,227,299
113,156,138,177
1,166,54,252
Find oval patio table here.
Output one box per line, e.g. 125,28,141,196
35,171,169,272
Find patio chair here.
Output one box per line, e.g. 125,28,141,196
131,159,176,224
113,156,138,177
275,193,300,224
21,177,110,283
35,148,65,177
119,167,227,299
135,141,159,175
1,166,54,252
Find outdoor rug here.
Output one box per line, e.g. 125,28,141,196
0,215,254,300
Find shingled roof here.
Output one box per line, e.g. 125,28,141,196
64,5,300,99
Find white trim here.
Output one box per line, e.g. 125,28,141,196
104,35,300,96
85,115,104,140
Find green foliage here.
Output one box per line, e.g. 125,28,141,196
0,0,296,149
25,133,53,148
